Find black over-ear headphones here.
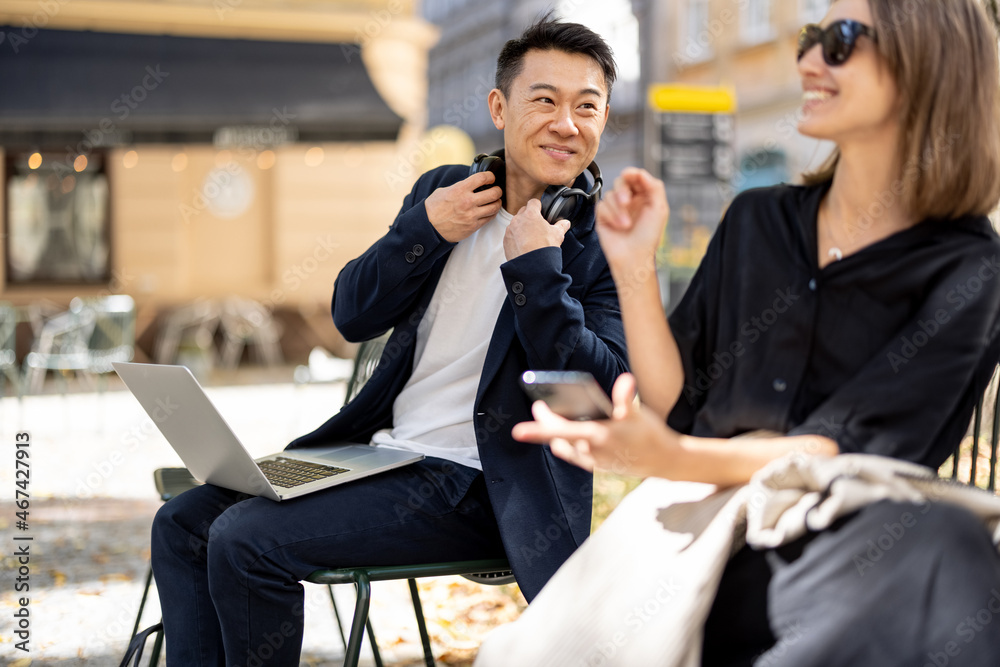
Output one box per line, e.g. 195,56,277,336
469,149,603,225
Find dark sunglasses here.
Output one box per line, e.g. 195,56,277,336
797,19,878,66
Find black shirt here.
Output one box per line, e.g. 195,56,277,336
666,182,1000,469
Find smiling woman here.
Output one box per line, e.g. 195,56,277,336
801,0,1000,224
475,0,1000,665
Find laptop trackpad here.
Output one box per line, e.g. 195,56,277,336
308,445,382,462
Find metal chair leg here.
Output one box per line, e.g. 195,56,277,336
131,564,155,640
367,617,383,667
407,578,436,667
327,584,349,650
147,627,164,666
330,582,382,665
343,573,371,667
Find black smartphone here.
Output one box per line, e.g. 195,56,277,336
520,370,612,421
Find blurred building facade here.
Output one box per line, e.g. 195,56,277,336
0,0,438,351
643,0,832,188
638,0,833,304
1,0,836,363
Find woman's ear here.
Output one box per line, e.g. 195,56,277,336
488,88,506,131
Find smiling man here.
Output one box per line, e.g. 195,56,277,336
149,15,628,667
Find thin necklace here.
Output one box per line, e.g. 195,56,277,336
820,212,844,262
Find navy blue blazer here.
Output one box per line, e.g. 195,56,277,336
288,164,628,600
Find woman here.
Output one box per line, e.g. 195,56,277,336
507,0,1000,664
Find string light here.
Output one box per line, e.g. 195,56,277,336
257,150,276,170
304,146,324,167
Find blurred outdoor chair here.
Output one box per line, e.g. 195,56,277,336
219,297,283,369
152,299,221,373
22,295,136,394
293,346,356,385
23,301,97,394
946,364,1000,491
0,302,22,398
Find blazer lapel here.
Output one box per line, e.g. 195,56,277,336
476,301,515,406
474,226,590,406
561,226,586,269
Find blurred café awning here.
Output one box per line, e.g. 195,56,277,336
0,26,404,147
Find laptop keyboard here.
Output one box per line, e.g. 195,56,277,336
258,457,350,489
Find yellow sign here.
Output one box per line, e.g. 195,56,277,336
648,84,737,114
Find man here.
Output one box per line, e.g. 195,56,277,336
150,16,627,665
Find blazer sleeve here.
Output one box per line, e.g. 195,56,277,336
332,168,460,342
498,243,629,397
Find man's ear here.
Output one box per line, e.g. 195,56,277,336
488,89,506,130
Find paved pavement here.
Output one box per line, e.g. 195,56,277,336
0,370,523,666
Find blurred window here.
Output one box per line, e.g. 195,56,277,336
735,147,789,192
681,0,714,65
741,0,775,44
557,0,641,82
4,151,111,285
801,0,828,24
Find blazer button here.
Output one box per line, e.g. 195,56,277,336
511,281,524,294
413,244,425,257
514,294,527,306
405,251,416,263
772,378,787,392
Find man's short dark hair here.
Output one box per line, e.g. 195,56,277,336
495,12,618,102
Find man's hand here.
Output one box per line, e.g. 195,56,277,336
424,172,503,243
504,199,571,261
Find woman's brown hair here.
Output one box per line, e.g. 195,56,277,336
803,0,1000,220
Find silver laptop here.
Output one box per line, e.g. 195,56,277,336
112,362,423,501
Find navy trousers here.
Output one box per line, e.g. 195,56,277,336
702,499,1000,666
150,458,506,667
